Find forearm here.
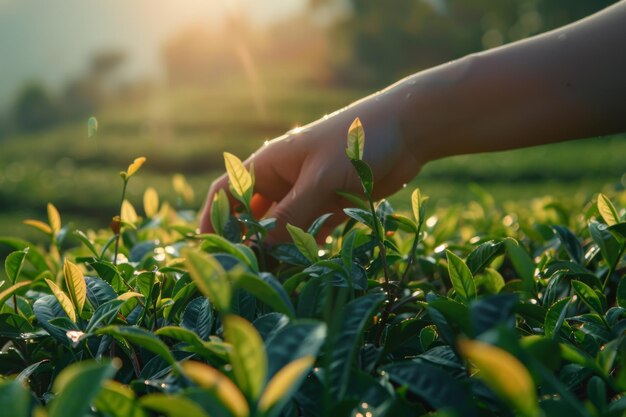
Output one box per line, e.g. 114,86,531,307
387,1,626,164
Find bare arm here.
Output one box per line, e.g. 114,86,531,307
200,2,626,241
396,0,626,163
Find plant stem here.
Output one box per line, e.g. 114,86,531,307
113,179,128,266
366,198,393,346
400,223,423,285
602,243,624,290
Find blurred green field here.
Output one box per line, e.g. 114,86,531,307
1,69,624,242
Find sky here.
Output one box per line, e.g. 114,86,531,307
0,0,308,111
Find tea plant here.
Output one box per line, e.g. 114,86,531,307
0,119,625,417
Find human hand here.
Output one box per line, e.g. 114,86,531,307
199,89,423,243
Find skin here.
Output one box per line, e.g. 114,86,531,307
200,1,626,242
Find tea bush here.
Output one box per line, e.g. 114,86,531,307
0,119,625,417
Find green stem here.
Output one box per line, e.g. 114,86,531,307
602,243,624,290
367,198,393,346
400,222,423,285
113,179,128,266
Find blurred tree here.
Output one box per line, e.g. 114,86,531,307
12,83,59,132
318,0,618,87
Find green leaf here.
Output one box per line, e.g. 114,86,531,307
140,394,211,417
345,117,364,160
571,280,605,316
223,315,267,400
589,221,621,267
350,159,373,196
49,360,120,417
544,297,572,338
343,208,375,230
181,297,213,340
4,249,28,284
0,380,31,417
155,326,228,362
552,226,584,265
94,381,147,417
87,116,98,138
63,259,87,316
211,189,231,236
617,279,626,309
445,250,476,303
466,240,505,275
597,193,620,226
307,213,334,237
286,224,319,264
224,152,253,207
74,230,100,258
45,278,76,322
233,271,295,318
98,326,179,369
504,239,536,295
330,293,385,398
383,361,476,414
184,249,231,312
201,234,259,272
475,267,505,294
458,339,539,417
86,299,124,333
265,322,326,378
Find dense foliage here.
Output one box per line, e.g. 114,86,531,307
0,120,625,417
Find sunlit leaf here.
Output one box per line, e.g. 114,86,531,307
22,219,52,235
140,394,210,417
94,381,147,417
224,152,253,205
345,117,364,160
445,250,476,303
184,249,231,311
126,156,146,179
458,339,539,417
121,200,138,224
286,224,319,264
63,259,87,316
597,193,620,226
47,203,61,234
571,280,604,316
181,361,249,417
411,188,423,225
258,356,314,414
116,292,144,301
143,187,159,218
223,315,267,400
45,278,76,322
97,326,178,368
172,174,195,203
210,189,230,236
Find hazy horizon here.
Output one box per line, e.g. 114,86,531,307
0,0,308,111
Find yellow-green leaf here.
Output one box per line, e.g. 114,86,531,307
597,193,620,226
286,224,319,264
23,219,52,235
345,117,364,160
183,250,231,311
117,292,144,301
63,259,87,316
223,315,267,400
459,339,539,417
126,157,146,178
411,188,421,225
121,200,138,224
45,278,76,322
48,203,61,234
210,189,230,235
223,152,253,203
0,280,32,305
173,174,195,203
143,187,159,218
181,361,249,417
258,356,315,412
